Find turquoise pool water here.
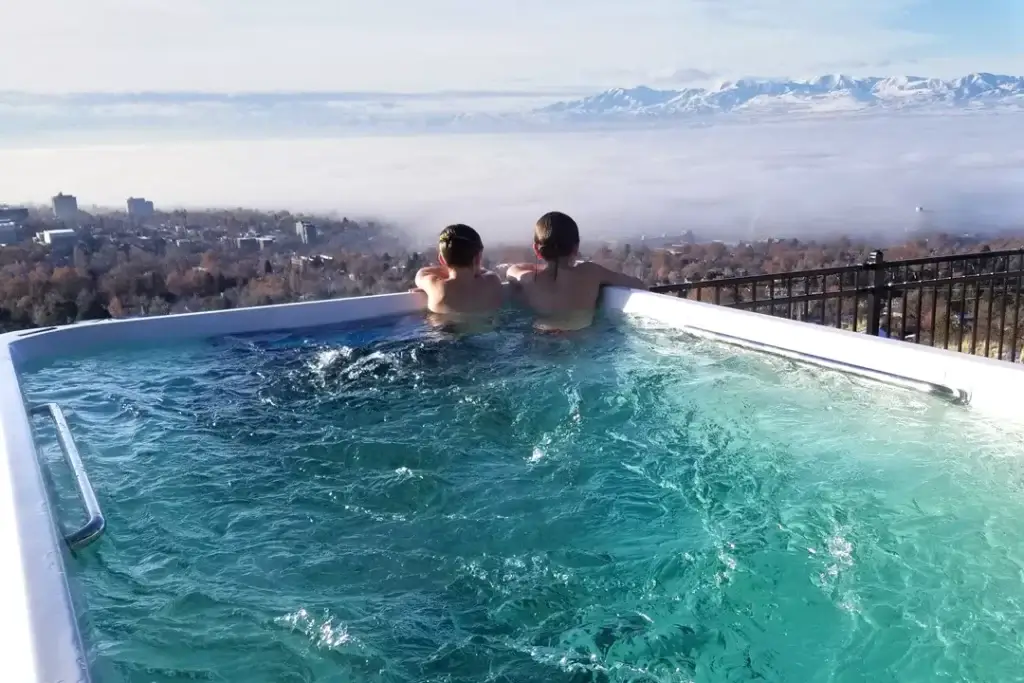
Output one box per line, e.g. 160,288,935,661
20,314,1024,683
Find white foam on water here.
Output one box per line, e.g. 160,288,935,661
311,346,355,373
276,608,355,650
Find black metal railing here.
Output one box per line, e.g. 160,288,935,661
650,249,1024,362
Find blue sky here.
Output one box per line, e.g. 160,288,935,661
1,0,1021,92
897,0,1023,60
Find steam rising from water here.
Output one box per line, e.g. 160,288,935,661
2,112,1023,243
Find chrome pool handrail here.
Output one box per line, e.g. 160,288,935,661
681,325,970,404
31,403,106,550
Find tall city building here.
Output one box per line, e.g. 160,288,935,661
52,193,79,225
295,220,318,245
127,197,155,220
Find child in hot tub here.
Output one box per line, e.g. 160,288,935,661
506,211,645,331
414,224,504,328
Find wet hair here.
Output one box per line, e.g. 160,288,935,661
534,211,580,279
438,224,483,268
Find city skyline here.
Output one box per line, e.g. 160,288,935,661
1,0,1022,93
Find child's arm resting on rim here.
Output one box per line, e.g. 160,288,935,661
505,263,538,281
414,266,446,291
585,262,646,290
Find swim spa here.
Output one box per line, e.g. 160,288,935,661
3,288,1024,683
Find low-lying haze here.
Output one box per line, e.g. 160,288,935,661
2,112,1022,244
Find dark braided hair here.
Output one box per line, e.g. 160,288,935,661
438,224,483,268
534,211,580,280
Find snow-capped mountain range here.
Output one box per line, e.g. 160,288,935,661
539,73,1024,119
2,73,1022,143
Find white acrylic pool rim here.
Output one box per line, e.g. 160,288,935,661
4,287,1024,683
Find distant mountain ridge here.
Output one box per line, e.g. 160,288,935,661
1,73,1022,142
538,73,1024,119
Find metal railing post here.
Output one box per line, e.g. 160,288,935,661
865,250,885,337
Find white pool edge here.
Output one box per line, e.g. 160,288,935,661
604,288,1024,419
0,343,49,683
3,287,1024,682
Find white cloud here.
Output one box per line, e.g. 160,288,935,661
0,0,1018,92
653,69,720,86
2,113,1022,244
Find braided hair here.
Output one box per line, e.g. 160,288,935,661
438,224,483,268
534,212,580,280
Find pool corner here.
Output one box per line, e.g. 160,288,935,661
0,291,430,683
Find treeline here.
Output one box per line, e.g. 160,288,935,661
0,241,428,331
2,229,1022,333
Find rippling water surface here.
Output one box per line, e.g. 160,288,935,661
20,313,1024,683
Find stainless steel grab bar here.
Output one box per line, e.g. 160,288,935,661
31,403,106,550
680,326,970,404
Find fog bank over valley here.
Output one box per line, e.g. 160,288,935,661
2,112,1022,245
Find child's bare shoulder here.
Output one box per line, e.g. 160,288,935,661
575,260,604,276
479,271,504,298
